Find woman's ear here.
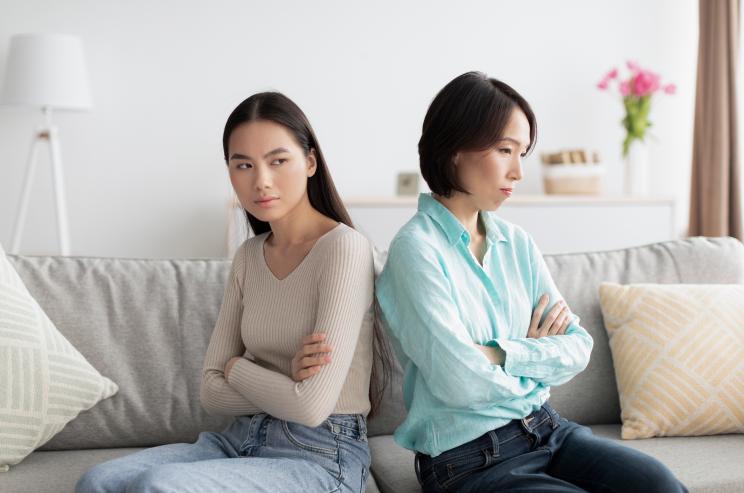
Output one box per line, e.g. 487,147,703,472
307,149,318,177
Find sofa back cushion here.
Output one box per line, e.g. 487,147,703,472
6,255,234,450
366,237,744,436
542,237,743,426
8,236,744,448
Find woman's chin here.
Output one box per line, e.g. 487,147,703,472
246,208,283,223
478,198,504,211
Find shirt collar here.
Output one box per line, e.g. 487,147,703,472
417,193,508,246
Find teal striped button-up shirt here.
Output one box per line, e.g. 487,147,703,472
375,193,593,457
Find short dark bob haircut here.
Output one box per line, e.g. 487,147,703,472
418,71,537,197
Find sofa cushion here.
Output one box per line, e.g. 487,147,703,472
368,435,417,493
6,237,743,450
0,447,382,493
598,282,744,439
0,447,146,493
543,237,744,426
590,425,744,493
6,255,235,450
0,244,119,470
369,426,744,493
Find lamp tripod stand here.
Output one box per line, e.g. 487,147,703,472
10,106,70,256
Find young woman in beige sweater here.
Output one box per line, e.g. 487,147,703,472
76,92,387,493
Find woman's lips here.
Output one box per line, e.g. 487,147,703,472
500,188,513,197
255,197,278,208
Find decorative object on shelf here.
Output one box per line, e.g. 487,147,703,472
1,33,93,255
623,139,649,196
540,148,604,195
396,171,420,196
597,61,675,196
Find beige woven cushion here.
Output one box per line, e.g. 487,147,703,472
598,282,744,439
0,243,118,471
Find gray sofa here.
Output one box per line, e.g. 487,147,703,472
2,236,743,493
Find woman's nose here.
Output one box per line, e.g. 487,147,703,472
510,158,523,181
253,166,272,190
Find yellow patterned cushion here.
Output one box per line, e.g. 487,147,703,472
598,282,744,439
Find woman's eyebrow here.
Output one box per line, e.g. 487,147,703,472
229,147,289,161
497,137,529,150
263,147,289,158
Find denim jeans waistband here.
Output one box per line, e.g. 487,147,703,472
236,413,368,442
415,402,560,469
324,414,367,441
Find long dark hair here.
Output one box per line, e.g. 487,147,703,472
222,92,393,418
222,92,352,234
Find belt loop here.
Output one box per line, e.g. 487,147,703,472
414,453,422,484
487,430,499,458
356,414,368,440
542,403,559,430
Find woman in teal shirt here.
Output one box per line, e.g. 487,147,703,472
375,71,688,492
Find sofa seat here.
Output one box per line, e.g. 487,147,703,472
369,426,744,493
2,448,382,493
1,448,146,492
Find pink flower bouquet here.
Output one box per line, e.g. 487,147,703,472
597,61,676,156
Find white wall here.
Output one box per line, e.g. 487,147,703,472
0,0,699,258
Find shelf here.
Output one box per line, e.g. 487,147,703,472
343,195,676,207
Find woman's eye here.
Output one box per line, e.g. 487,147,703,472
237,163,252,169
499,148,512,154
271,158,287,165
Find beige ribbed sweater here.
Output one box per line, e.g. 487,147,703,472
200,223,375,427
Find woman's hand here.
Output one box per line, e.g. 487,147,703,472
291,333,333,382
528,294,571,339
224,356,243,380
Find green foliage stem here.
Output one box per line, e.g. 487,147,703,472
621,94,652,156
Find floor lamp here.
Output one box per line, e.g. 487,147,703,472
1,33,92,256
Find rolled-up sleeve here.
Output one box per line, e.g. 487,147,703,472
376,235,541,410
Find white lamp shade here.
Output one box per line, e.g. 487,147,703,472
1,33,92,110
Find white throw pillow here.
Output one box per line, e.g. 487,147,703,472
0,243,118,471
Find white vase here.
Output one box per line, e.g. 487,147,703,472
624,139,649,195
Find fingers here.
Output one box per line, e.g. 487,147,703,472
295,355,331,381
292,356,331,382
296,365,323,380
301,354,332,368
292,333,333,381
528,294,550,336
537,300,564,337
548,306,570,335
302,342,333,356
301,333,326,345
557,310,572,335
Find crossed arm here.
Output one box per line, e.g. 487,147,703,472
200,234,374,427
375,233,593,410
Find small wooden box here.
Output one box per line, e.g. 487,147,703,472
542,164,604,195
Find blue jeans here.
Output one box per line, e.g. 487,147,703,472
75,413,370,493
415,403,689,493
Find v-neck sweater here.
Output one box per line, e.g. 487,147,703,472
200,223,376,427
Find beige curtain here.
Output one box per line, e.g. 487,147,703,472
689,0,742,240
